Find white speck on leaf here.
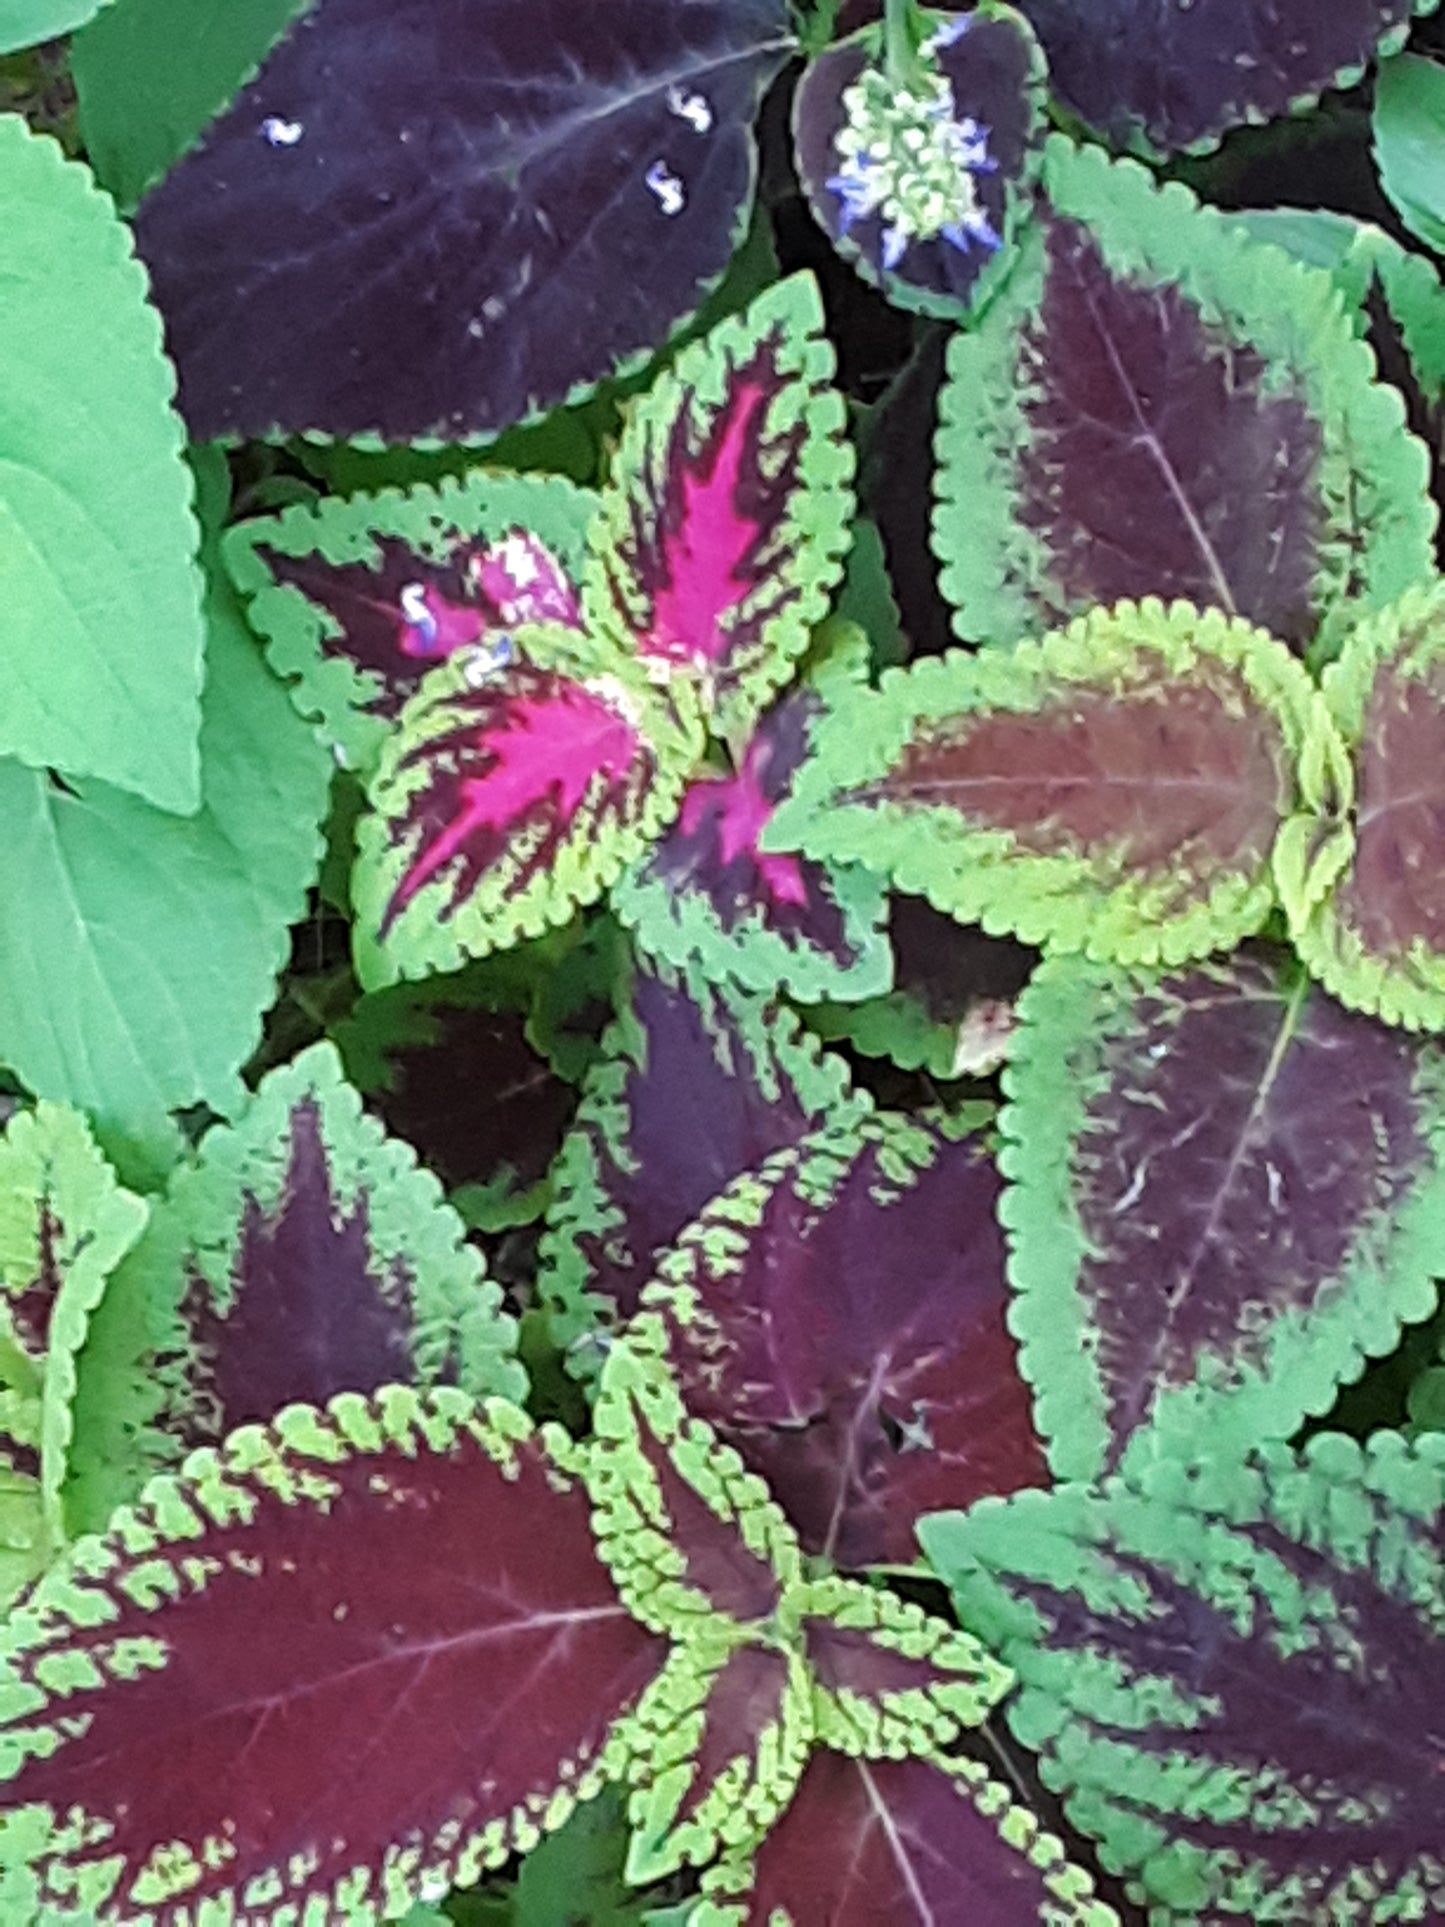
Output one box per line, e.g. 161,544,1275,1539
261,116,304,147
645,160,686,216
666,84,713,133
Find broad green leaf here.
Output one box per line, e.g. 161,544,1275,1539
768,598,1347,968
935,137,1435,660
0,1104,145,1562
0,0,102,54
63,1042,524,1535
0,113,204,811
225,469,596,774
921,1431,1445,1922
0,549,331,1185
1003,946,1445,1483
1374,50,1445,257
1293,579,1445,1028
72,0,310,211
0,1389,667,1921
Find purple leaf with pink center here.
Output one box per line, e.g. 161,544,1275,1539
0,1392,669,1921
540,964,868,1365
643,1111,1047,1569
612,677,891,1001
353,638,699,986
700,1750,1118,1925
131,0,794,442
793,5,1047,321
63,1044,523,1536
225,470,594,771
1001,945,1445,1484
582,274,854,740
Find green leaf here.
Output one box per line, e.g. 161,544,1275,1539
512,1789,648,1927
71,0,310,211
921,1431,1445,1922
1374,51,1445,256
0,112,204,812
0,545,331,1185
0,0,102,55
768,598,1343,968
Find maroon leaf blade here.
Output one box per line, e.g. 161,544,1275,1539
132,0,794,441
1019,0,1417,157
224,472,594,773
934,139,1434,658
582,274,854,738
701,1750,1119,1925
644,1111,1047,1569
353,642,699,986
1295,582,1445,1029
0,1391,668,1921
793,6,1048,319
64,1044,523,1535
540,964,868,1365
1002,945,1445,1483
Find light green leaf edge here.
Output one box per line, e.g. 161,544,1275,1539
800,984,967,1079
918,1429,1445,1923
223,468,598,775
537,967,870,1374
352,628,704,989
793,4,1049,325
768,596,1341,968
63,1041,524,1538
0,1104,147,1542
0,1386,642,1924
585,1313,803,1637
1374,46,1445,259
0,0,104,54
691,1749,1121,1927
933,135,1437,658
1000,950,1445,1486
0,114,205,813
581,271,856,746
0,1465,47,1618
793,1572,1010,1754
1294,577,1445,1029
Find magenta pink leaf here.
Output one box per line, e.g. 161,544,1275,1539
0,1391,667,1921
644,1112,1047,1569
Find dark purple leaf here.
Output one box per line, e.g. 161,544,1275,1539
924,1432,1445,1920
1018,0,1415,156
0,1395,668,1919
793,7,1046,318
134,0,794,440
712,1750,1111,1924
646,1113,1047,1568
1002,945,1445,1481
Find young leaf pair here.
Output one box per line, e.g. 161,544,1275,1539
228,274,888,1004
769,584,1445,1030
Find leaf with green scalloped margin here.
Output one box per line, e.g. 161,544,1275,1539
934,137,1436,660
1004,943,1445,1485
803,896,1033,1079
921,1429,1445,1922
0,112,205,813
1018,0,1430,159
612,677,892,1005
0,1105,147,1548
353,632,701,988
582,274,854,743
0,530,331,1188
225,470,597,774
72,0,310,212
641,1112,1047,1569
1291,580,1445,1029
694,1749,1119,1926
63,1043,523,1537
539,963,868,1368
332,963,577,1234
792,5,1047,322
0,1387,669,1922
768,598,1346,968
